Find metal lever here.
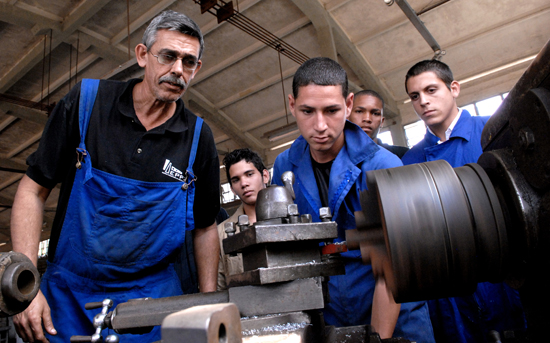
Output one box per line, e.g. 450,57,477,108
281,171,295,199
70,299,119,343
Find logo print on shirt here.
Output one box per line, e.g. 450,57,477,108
162,159,185,181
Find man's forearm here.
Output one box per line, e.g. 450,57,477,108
193,222,219,292
371,278,400,339
10,175,52,266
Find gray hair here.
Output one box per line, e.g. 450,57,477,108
142,10,204,59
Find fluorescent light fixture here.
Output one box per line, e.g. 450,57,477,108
459,54,537,84
402,54,538,104
270,140,295,151
220,165,225,169
263,123,299,142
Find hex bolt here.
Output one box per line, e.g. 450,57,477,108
224,222,236,236
518,127,535,151
287,204,299,223
238,214,250,231
319,207,332,222
301,214,312,223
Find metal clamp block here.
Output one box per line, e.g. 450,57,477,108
161,303,242,343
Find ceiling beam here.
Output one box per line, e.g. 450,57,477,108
0,158,27,173
187,89,266,160
31,54,100,102
0,0,111,93
75,31,129,64
328,17,400,117
0,102,48,125
0,115,18,133
0,194,13,207
0,174,22,191
5,131,43,159
0,3,61,29
215,65,298,109
110,0,176,45
290,0,337,60
193,17,310,84
199,0,262,36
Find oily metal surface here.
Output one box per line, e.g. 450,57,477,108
227,259,345,287
256,185,295,222
454,163,508,282
223,222,337,254
241,241,321,271
366,160,477,302
228,277,325,317
477,150,539,286
510,88,550,190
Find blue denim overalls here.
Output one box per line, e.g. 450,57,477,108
41,79,203,342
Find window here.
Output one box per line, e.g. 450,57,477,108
220,183,237,204
460,104,477,116
461,92,509,117
378,131,393,145
475,95,503,117
404,121,426,148
38,239,49,257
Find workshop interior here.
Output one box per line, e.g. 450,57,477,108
0,0,550,342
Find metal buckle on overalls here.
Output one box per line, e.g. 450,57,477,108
75,148,87,169
181,171,197,190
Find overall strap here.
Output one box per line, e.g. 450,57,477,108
78,79,100,144
76,79,100,181
186,117,203,174
179,116,204,295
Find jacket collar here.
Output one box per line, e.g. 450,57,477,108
423,109,474,144
287,120,380,167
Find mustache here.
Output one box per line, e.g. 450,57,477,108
158,75,187,89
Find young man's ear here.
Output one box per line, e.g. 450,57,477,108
262,168,270,186
288,94,296,118
135,44,148,68
345,92,354,119
450,80,460,99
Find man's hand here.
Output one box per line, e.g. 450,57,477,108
13,290,56,342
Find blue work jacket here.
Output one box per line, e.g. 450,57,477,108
402,110,488,166
273,121,435,342
402,110,526,342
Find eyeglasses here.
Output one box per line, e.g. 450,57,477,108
149,51,201,72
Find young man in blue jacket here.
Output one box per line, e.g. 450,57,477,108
349,89,409,158
402,59,526,342
272,57,434,341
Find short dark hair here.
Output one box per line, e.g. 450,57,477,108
142,10,204,59
292,57,348,99
405,60,454,93
223,148,266,182
354,89,385,109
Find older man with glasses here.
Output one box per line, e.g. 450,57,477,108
10,10,220,343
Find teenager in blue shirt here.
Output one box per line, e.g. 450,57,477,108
402,59,526,342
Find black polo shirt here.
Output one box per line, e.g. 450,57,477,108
27,79,220,260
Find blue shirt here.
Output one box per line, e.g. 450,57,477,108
402,110,489,167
